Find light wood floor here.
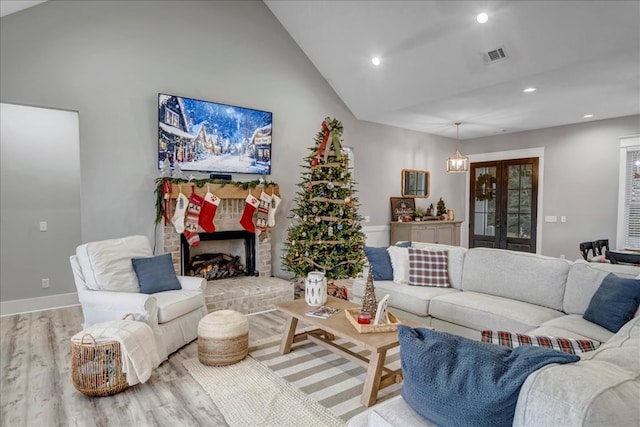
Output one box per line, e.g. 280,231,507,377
0,306,288,427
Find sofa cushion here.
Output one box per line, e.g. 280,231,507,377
76,235,152,292
583,273,640,332
408,248,449,287
461,248,570,311
481,330,600,354
535,314,614,343
132,253,182,294
153,290,205,323
387,246,409,284
429,291,564,333
364,246,394,281
411,243,466,289
399,326,579,427
513,317,640,427
351,279,458,317
563,260,639,315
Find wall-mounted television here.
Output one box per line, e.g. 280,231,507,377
158,93,272,175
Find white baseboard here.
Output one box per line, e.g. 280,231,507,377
0,292,79,317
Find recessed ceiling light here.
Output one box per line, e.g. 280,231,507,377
584,114,594,118
476,13,488,24
371,57,381,66
523,87,537,93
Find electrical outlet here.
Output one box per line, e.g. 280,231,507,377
39,221,47,232
364,215,371,223
560,216,567,223
42,278,50,289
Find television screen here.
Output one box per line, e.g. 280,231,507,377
158,93,272,174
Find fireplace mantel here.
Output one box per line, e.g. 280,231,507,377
166,182,279,200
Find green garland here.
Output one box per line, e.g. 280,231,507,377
154,177,279,224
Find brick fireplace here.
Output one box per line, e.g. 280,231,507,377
162,184,278,278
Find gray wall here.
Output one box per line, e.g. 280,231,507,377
462,115,640,260
0,103,81,302
0,0,459,302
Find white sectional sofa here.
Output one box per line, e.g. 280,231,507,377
349,243,640,426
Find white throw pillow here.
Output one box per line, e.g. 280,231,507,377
387,246,410,284
76,235,153,292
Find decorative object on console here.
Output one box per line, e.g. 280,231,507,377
390,197,416,222
305,271,328,306
413,207,426,221
436,197,447,217
446,122,469,173
361,269,378,318
283,117,366,281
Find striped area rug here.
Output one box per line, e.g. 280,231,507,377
250,336,403,421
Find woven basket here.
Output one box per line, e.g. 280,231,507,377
70,314,135,397
71,334,128,396
344,308,401,333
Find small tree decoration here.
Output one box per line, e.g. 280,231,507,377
283,117,366,281
361,268,378,318
437,197,447,216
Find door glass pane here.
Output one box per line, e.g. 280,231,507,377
507,214,519,237
474,166,496,236
506,164,533,238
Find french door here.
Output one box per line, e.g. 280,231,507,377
469,158,538,252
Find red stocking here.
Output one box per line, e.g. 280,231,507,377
239,194,259,233
184,190,203,247
199,192,220,233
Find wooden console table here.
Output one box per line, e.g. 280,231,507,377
390,220,462,245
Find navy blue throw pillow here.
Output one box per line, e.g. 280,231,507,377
131,253,182,294
363,246,393,281
583,273,640,333
398,326,579,427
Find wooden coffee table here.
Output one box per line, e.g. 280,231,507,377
275,296,410,407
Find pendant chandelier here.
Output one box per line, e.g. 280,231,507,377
446,122,469,173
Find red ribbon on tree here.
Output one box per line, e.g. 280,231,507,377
312,120,332,167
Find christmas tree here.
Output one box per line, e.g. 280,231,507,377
283,117,366,280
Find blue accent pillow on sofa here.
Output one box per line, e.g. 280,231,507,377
398,326,579,427
131,253,182,294
583,273,640,332
364,246,394,281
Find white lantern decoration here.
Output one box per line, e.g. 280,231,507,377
305,271,327,306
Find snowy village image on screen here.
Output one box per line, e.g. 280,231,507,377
158,94,272,174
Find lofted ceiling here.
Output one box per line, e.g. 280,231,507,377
265,1,640,140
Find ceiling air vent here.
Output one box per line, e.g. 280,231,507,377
484,47,508,63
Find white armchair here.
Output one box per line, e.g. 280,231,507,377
70,235,208,361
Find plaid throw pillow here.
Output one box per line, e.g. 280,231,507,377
481,330,600,354
408,248,449,287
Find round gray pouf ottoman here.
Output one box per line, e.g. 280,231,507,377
197,310,249,366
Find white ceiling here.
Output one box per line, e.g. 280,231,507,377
265,1,640,139
0,1,47,18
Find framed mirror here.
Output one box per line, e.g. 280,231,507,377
402,169,430,198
